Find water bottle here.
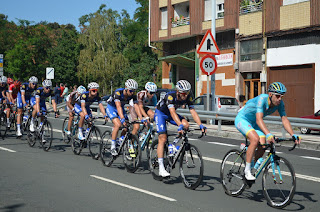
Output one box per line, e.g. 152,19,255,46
38,122,43,130
173,137,180,145
85,127,90,136
168,144,174,156
254,157,264,170
139,132,147,142
23,115,28,124
240,143,246,150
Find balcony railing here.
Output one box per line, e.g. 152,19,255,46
171,16,190,28
240,1,263,15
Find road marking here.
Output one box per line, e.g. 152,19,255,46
300,156,320,161
0,146,16,153
90,175,176,202
208,142,237,147
188,138,197,141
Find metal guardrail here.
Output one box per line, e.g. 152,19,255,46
85,102,320,136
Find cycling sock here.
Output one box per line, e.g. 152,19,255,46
245,162,251,173
7,118,10,124
111,140,116,149
17,124,21,130
158,158,164,169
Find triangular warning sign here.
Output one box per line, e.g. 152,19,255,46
197,29,220,55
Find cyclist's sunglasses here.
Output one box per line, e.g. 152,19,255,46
90,89,98,93
128,89,135,93
178,91,189,96
272,93,284,99
148,91,156,95
31,83,37,86
44,86,51,90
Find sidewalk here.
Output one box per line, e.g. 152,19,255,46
57,108,320,151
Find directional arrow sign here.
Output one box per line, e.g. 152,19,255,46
197,29,220,55
46,67,54,79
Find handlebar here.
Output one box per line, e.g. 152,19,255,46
261,137,297,151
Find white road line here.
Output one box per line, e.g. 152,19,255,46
208,142,237,147
188,138,197,141
0,146,16,153
90,175,176,202
300,156,320,161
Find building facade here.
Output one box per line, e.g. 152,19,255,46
150,0,320,117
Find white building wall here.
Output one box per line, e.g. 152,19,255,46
267,44,320,112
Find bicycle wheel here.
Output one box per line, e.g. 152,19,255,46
41,121,53,151
179,144,204,190
100,130,114,167
88,127,102,160
61,117,70,143
262,156,296,209
123,134,141,173
220,149,246,196
0,112,6,139
149,139,169,181
71,124,83,155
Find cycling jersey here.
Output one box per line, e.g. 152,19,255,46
107,88,138,107
137,90,152,106
8,84,19,100
66,91,80,105
74,91,102,116
30,87,55,112
17,83,36,108
235,94,286,137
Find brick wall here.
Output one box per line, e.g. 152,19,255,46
280,1,310,30
202,19,224,30
239,12,262,36
171,25,190,35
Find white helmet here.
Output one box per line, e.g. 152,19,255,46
29,76,38,83
176,80,191,93
1,76,7,83
145,82,157,93
42,79,52,87
88,82,99,90
77,85,86,94
125,79,138,90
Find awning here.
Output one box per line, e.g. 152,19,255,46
159,54,195,69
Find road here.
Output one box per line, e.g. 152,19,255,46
0,115,319,211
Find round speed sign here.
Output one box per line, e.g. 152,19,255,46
200,55,217,75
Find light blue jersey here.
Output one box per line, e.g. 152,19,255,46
235,94,286,137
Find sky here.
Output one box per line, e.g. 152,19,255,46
1,0,139,30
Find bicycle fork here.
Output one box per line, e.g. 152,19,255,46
270,155,284,184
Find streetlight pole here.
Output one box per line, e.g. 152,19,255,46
211,0,216,114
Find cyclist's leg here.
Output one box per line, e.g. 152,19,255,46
155,109,170,177
106,104,122,153
146,107,155,121
128,105,139,135
16,93,23,135
30,97,37,132
66,103,74,132
253,124,266,160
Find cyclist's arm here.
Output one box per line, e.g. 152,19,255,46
21,90,27,105
189,108,202,126
115,101,125,120
81,102,88,115
139,102,148,118
256,112,271,135
98,102,107,117
281,116,294,136
169,107,183,126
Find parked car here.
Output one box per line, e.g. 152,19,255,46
299,110,320,134
192,94,240,113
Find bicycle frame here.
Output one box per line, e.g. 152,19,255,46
140,124,153,151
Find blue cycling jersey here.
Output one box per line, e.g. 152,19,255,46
107,88,138,107
20,82,36,98
33,87,55,101
237,94,286,123
156,91,194,115
78,91,102,107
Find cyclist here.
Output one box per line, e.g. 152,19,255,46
65,85,86,136
16,76,38,136
235,82,301,181
155,80,207,177
106,79,144,156
134,82,157,121
74,82,107,141
5,80,21,128
29,79,59,133
0,76,8,105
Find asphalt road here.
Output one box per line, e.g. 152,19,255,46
0,115,319,212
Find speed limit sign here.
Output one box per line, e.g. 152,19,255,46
200,54,217,75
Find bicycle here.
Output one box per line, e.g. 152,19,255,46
0,103,7,138
220,137,297,209
3,104,17,138
100,121,141,173
21,106,33,136
149,129,206,190
62,114,80,144
71,116,103,160
27,111,53,151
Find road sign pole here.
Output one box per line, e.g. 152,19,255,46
211,0,216,117
207,75,210,124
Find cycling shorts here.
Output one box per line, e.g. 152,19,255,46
235,115,266,138
74,103,92,117
105,104,128,120
155,109,184,134
30,97,47,112
17,93,31,109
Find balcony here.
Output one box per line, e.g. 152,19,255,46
171,16,190,28
240,1,263,15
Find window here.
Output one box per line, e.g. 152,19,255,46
172,2,190,28
161,7,168,29
283,0,309,6
240,39,263,61
204,0,224,21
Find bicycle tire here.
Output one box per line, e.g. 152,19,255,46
22,115,31,136
0,112,6,139
41,121,53,151
27,131,37,147
100,130,114,167
220,149,246,196
62,117,70,143
88,127,102,160
71,124,83,155
123,134,141,173
149,139,169,181
262,156,296,209
179,144,204,190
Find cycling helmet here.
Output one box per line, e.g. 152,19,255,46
1,76,7,83
42,79,52,87
125,79,138,90
7,78,14,85
29,76,38,83
14,80,21,88
77,85,86,94
176,80,191,93
145,82,157,93
88,82,99,90
268,82,287,95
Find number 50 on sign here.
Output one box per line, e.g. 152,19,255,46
200,55,217,76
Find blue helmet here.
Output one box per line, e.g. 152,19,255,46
268,82,287,95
